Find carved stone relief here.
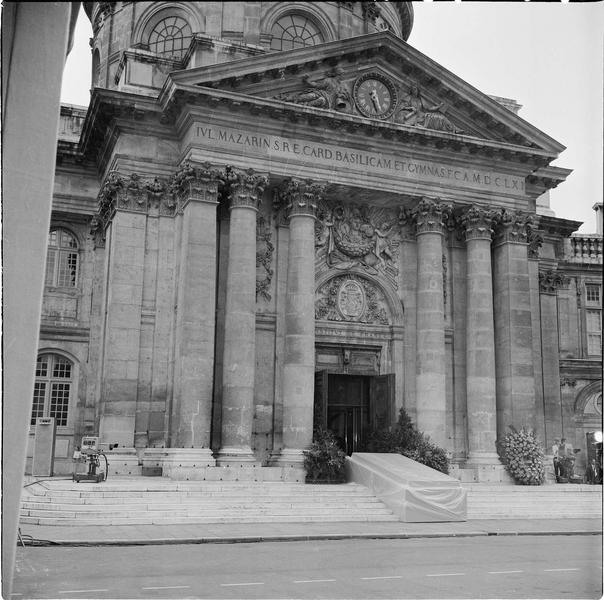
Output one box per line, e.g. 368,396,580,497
394,86,462,133
273,69,465,133
275,67,352,113
256,212,274,302
315,199,400,289
315,274,391,325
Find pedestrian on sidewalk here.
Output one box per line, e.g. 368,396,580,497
552,438,561,482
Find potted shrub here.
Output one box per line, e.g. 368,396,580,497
366,407,450,475
303,428,347,483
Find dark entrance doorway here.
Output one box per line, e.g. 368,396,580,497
315,371,395,455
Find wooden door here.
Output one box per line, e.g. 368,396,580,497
314,370,329,431
370,374,395,431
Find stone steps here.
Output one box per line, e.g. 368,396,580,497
464,483,603,519
20,480,399,526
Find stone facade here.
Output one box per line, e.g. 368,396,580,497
29,2,602,482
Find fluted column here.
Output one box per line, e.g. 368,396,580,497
217,168,268,465
170,162,223,456
414,198,451,449
272,178,326,467
493,211,536,437
462,206,499,463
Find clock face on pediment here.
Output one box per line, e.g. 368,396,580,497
353,72,398,120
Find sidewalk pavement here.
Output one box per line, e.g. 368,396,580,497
18,518,602,547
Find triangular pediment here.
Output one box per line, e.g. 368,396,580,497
167,31,565,156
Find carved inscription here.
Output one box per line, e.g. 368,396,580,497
193,125,525,193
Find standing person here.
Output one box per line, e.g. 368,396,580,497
585,458,600,484
552,438,561,482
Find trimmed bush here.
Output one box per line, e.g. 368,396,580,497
366,407,450,474
303,428,347,482
497,426,545,485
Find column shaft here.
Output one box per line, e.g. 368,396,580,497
464,209,498,461
171,198,218,448
414,198,450,449
272,178,324,467
493,213,536,437
218,206,258,462
217,168,267,465
281,214,316,456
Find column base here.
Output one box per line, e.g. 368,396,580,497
104,447,142,476
269,448,306,469
457,457,513,484
160,448,216,479
465,451,500,465
215,446,259,467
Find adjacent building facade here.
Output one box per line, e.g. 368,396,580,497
28,1,602,481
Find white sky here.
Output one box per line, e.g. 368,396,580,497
60,2,603,233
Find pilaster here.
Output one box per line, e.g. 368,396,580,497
539,269,568,447
97,173,147,448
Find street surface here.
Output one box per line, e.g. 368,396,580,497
12,535,602,599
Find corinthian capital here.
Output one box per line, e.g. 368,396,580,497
462,205,498,242
414,197,452,235
171,161,225,208
225,167,268,210
493,209,531,244
539,269,569,294
276,177,327,218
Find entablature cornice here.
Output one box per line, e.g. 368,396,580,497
79,89,168,168
538,214,582,238
161,80,555,170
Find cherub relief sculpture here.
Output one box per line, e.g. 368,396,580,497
395,85,461,133
275,67,352,112
315,200,400,288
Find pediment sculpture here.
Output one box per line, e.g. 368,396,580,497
315,200,400,289
275,67,352,113
394,85,462,133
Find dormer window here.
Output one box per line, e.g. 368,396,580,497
147,15,192,60
270,14,324,51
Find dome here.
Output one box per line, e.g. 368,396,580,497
83,2,413,92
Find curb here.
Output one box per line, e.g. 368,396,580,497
19,529,601,547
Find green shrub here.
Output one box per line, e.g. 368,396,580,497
497,426,545,485
366,407,450,475
303,428,347,482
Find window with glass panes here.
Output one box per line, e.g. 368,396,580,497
585,283,602,356
32,354,73,426
270,14,324,51
45,229,78,287
147,15,192,60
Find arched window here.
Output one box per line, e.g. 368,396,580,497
270,13,324,51
45,228,78,288
147,15,192,60
32,354,73,426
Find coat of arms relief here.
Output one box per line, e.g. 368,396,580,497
315,200,400,289
314,199,399,326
